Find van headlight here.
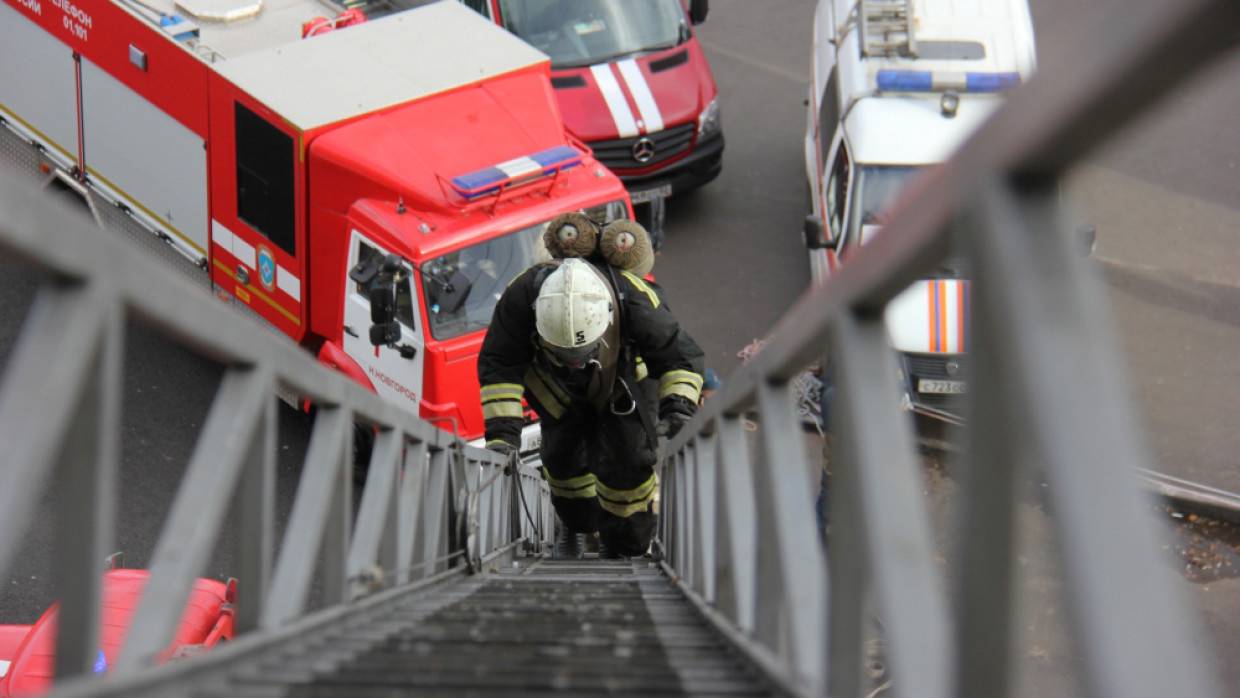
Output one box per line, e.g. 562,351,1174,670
697,98,721,138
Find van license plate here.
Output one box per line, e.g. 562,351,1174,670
919,379,967,394
630,183,672,204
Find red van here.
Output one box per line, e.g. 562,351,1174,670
464,0,723,245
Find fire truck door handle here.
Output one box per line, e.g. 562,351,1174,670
344,325,359,338
396,343,417,360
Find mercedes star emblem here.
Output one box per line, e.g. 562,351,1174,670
632,137,656,164
945,360,960,377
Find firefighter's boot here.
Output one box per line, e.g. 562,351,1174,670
598,538,624,560
554,528,586,560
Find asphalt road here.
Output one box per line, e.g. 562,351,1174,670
2,0,1239,689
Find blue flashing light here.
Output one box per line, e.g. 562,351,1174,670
965,71,1021,92
876,70,933,92
93,649,108,674
451,145,583,200
876,69,1021,94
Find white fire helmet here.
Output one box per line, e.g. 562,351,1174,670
534,259,613,354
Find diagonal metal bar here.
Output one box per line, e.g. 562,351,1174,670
965,178,1219,697
713,415,757,633
420,447,452,576
397,440,429,585
952,219,1022,698
680,450,697,591
234,379,275,633
826,384,865,698
263,406,351,628
53,300,122,681
753,379,827,689
831,310,951,698
347,428,402,591
0,282,106,583
119,366,272,671
691,432,717,603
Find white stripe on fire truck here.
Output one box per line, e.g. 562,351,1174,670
616,59,664,133
590,64,639,138
277,265,301,302
212,219,255,270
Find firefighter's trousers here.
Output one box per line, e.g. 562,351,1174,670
531,382,659,557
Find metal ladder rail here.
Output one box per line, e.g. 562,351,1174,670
657,0,1238,695
0,174,552,695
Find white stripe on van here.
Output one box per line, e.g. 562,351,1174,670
590,64,639,138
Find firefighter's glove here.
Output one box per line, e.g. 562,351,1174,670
658,396,696,440
486,440,519,468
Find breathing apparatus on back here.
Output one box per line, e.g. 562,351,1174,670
535,212,657,411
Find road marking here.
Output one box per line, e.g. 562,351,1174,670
698,40,809,83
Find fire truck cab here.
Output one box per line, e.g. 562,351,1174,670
804,0,1036,422
461,0,723,245
0,0,630,442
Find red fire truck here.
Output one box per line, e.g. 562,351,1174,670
0,0,632,445
460,0,722,245
0,563,235,698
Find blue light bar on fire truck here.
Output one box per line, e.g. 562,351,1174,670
876,70,1021,93
450,145,583,200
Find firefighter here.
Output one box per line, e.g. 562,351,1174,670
478,251,704,559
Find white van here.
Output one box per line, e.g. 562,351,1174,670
803,0,1036,423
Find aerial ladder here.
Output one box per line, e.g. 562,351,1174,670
0,0,1235,694
858,0,917,57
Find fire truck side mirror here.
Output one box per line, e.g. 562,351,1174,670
689,0,708,24
369,286,395,324
370,321,400,347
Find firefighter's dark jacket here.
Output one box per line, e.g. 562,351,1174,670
478,262,705,449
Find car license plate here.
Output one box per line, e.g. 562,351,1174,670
918,379,967,394
630,183,672,205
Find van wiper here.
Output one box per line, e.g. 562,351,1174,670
555,41,682,69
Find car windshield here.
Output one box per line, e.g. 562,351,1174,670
498,0,687,68
852,165,923,232
852,165,965,278
420,201,629,340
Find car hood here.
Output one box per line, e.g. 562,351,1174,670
550,40,715,142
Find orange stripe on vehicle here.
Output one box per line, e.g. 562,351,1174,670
957,281,966,353
927,282,937,352
937,281,948,354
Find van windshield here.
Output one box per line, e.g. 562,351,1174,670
420,200,629,340
498,0,688,68
851,165,924,233
853,165,964,278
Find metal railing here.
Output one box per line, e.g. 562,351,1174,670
0,175,553,692
657,0,1238,695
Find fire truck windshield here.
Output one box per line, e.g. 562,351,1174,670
420,201,628,340
498,0,688,69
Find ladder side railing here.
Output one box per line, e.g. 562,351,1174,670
656,0,1239,694
0,176,553,695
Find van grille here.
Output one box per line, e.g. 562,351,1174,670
587,123,695,171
